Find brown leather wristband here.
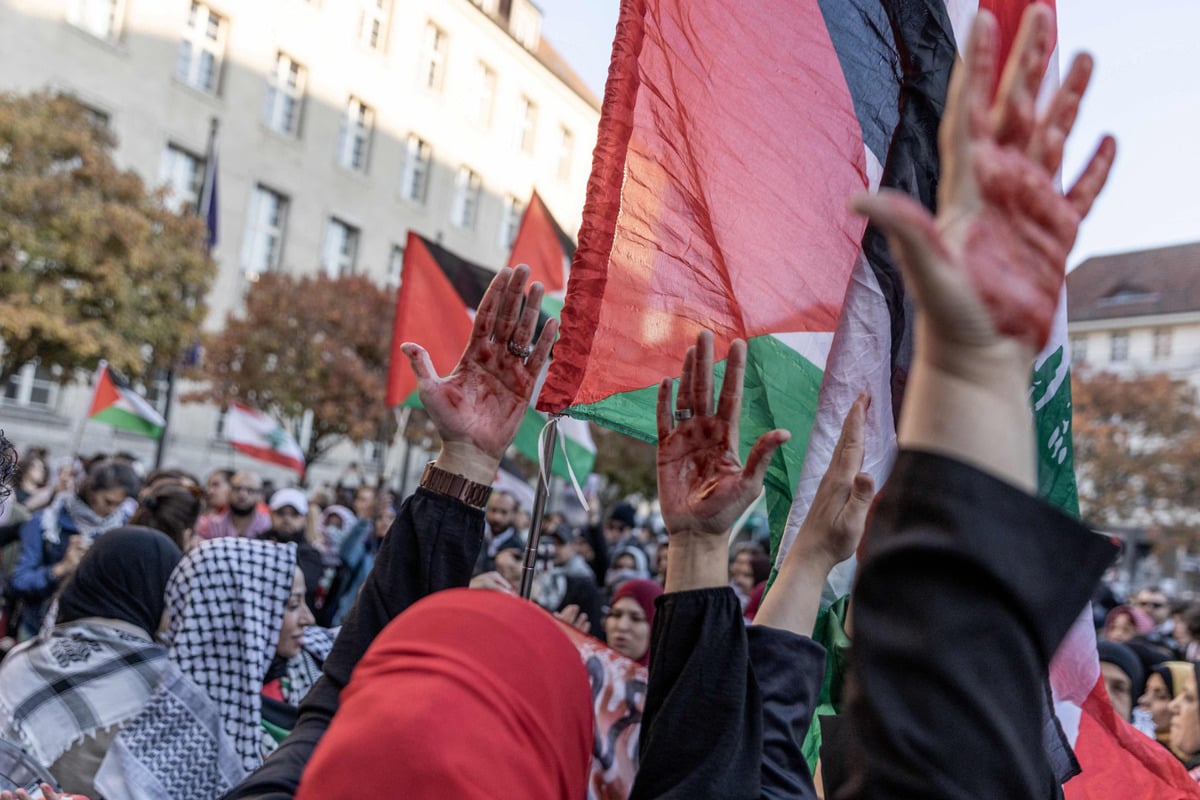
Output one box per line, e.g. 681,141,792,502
419,460,492,509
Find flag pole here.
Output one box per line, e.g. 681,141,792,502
519,417,558,599
152,369,174,468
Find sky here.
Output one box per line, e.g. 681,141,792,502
535,0,1200,269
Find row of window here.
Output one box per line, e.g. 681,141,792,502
1070,329,1174,365
72,0,575,181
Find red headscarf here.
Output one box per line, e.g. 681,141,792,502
610,579,664,666
295,589,593,799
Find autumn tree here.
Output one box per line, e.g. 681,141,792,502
1072,369,1200,539
0,92,215,383
189,272,396,467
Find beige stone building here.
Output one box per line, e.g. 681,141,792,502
0,0,600,486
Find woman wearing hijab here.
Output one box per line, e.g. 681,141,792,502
294,588,592,799
1102,603,1156,643
94,537,311,800
1139,661,1193,756
11,459,140,637
606,578,663,666
0,527,182,797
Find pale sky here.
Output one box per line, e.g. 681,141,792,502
536,0,1200,269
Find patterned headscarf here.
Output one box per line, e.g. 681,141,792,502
163,537,297,773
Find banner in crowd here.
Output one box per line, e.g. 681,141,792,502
87,361,166,439
225,402,305,476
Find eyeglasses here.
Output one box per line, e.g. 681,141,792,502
231,485,261,494
1136,600,1167,609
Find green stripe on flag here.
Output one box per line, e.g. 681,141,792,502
512,407,596,481
91,406,164,438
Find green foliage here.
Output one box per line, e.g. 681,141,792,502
0,92,215,383
189,272,396,467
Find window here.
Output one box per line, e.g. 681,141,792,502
264,53,306,136
321,218,360,277
3,363,61,411
517,95,537,154
499,194,524,250
451,167,482,230
68,0,124,41
471,0,499,14
400,135,432,203
557,126,573,181
471,62,497,127
420,23,447,91
358,0,391,50
1110,331,1129,363
1154,328,1173,361
1069,335,1087,366
510,2,540,50
338,97,373,172
387,245,404,289
175,2,226,94
158,144,205,214
241,185,289,276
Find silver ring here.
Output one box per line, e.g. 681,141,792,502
674,408,694,421
507,340,533,359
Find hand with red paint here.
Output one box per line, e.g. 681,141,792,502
656,330,790,592
402,264,557,485
853,4,1115,361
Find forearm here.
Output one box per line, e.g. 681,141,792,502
753,555,833,637
663,534,727,593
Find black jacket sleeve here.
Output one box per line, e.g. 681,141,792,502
631,587,825,800
837,451,1118,800
222,488,484,800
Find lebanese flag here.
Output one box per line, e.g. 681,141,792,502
87,361,166,439
226,402,305,475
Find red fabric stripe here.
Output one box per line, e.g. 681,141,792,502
508,191,567,293
230,441,305,476
385,232,475,407
539,0,866,412
1063,677,1197,798
87,365,121,417
980,0,1059,98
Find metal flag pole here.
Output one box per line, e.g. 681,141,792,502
519,416,559,599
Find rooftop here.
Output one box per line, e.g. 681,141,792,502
1067,241,1200,322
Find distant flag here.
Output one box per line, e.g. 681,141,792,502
386,232,596,481
508,190,574,312
225,402,305,476
87,361,166,439
199,119,219,251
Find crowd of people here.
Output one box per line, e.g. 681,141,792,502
0,6,1187,798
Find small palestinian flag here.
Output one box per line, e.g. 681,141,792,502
87,361,166,439
386,231,595,481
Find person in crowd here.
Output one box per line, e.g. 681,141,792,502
11,458,139,638
317,504,355,560
474,490,523,575
1168,664,1200,781
604,543,652,599
604,502,640,553
197,469,271,540
224,263,560,798
329,491,392,626
1103,603,1156,644
533,526,604,638
138,468,200,499
1139,661,1193,756
654,537,668,586
605,579,662,666
261,489,324,619
631,7,1117,797
729,544,770,610
0,527,182,797
1171,602,1200,660
128,480,203,551
204,468,235,514
12,449,53,512
1134,586,1172,629
1098,641,1145,721
94,537,308,800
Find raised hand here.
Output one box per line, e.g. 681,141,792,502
402,264,558,483
656,330,789,591
853,6,1115,358
554,604,590,634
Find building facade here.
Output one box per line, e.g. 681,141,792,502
0,0,600,486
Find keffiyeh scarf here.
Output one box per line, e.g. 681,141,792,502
41,493,130,545
0,620,167,768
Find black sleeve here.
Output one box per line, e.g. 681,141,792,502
631,587,824,800
222,488,484,800
837,451,1118,800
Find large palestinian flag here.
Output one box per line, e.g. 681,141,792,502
385,232,595,482
537,0,1191,792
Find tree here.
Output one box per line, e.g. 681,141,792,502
0,92,215,383
188,272,396,467
1072,369,1200,538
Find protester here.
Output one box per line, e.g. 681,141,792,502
128,480,203,551
205,468,235,513
1133,587,1173,629
605,579,662,666
1139,662,1193,756
0,527,182,797
1103,603,1156,643
533,525,604,638
11,458,139,638
12,449,53,512
1168,664,1200,781
197,469,271,540
474,490,523,575
1098,641,1145,721
261,488,323,617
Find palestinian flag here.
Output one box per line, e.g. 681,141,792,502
225,402,305,475
508,190,574,316
385,232,595,482
87,361,166,439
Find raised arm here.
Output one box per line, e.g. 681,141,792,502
223,265,557,800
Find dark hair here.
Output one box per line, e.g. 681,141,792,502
0,432,17,500
748,552,771,585
143,468,200,492
79,458,141,506
129,481,203,550
12,445,44,492
207,467,234,483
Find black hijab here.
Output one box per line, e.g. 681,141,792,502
56,525,183,636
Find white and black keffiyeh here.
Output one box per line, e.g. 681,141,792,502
94,538,297,800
